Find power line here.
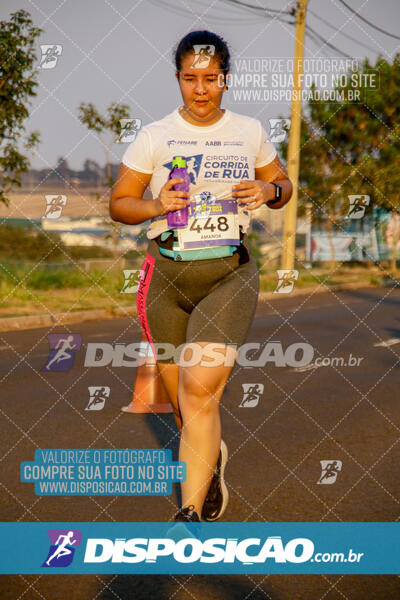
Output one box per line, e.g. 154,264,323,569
306,29,351,61
148,0,262,24
220,0,295,24
222,1,356,58
220,0,293,15
152,0,356,61
309,8,377,54
149,0,293,25
306,24,354,60
306,31,331,58
337,0,400,41
196,0,263,22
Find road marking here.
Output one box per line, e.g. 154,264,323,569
374,338,400,347
292,363,320,373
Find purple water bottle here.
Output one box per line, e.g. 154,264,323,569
167,156,190,228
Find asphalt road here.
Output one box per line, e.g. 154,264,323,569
0,286,399,599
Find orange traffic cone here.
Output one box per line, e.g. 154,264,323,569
121,333,172,414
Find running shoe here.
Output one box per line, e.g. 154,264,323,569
201,439,229,521
173,505,200,522
168,505,201,541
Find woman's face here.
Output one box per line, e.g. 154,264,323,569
176,53,228,119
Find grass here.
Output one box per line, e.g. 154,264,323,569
259,265,383,293
0,265,136,317
0,263,384,318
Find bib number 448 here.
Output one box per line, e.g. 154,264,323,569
189,216,229,234
177,198,240,249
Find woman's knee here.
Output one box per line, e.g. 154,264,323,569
178,369,223,415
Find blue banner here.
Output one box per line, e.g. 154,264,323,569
0,522,398,574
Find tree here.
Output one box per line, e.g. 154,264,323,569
0,10,42,205
82,159,103,186
55,156,70,183
77,102,131,267
279,53,400,272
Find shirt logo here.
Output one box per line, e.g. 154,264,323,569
167,140,198,147
163,154,203,184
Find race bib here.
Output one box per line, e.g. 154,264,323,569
176,197,240,250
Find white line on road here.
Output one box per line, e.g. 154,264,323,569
374,338,400,347
292,363,320,373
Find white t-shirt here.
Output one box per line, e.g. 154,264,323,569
122,107,277,239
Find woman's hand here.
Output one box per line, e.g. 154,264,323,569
232,179,275,210
154,178,191,216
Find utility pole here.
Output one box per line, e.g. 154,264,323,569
281,0,309,270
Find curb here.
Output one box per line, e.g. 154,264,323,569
0,281,375,333
258,280,375,300
0,307,137,333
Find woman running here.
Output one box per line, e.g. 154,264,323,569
110,30,292,522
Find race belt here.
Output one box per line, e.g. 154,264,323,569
158,243,238,261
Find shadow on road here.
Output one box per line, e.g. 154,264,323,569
94,574,280,600
144,413,182,509
339,287,400,308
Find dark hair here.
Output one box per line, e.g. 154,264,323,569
174,30,230,82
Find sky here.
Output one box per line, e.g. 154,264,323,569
2,0,400,170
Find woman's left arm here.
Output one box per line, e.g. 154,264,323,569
232,155,293,210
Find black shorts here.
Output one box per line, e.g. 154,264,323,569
136,232,259,364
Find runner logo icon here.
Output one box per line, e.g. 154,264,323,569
39,45,62,69
118,118,141,143
317,460,343,485
85,386,110,410
42,529,82,567
346,195,370,219
191,45,215,68
44,195,67,219
41,334,82,372
120,269,141,293
239,383,264,407
274,270,299,294
269,119,291,142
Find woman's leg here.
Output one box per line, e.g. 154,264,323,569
156,362,182,432
177,342,237,516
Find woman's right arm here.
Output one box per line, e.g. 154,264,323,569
110,164,190,225
110,164,157,225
